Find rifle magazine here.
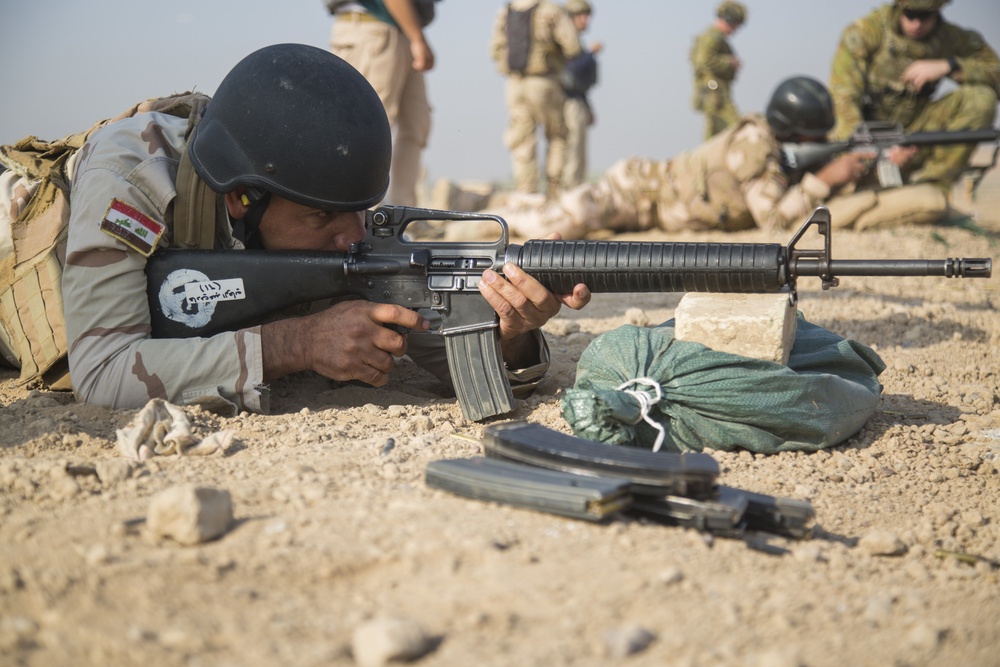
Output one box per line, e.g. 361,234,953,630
445,328,514,421
482,421,720,498
426,457,631,522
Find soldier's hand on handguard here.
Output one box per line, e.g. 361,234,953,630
887,144,920,168
478,233,591,367
262,300,430,387
816,152,873,189
901,59,951,91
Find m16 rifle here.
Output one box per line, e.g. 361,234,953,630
781,120,999,191
145,206,991,422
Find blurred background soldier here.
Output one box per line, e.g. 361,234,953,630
560,0,602,189
329,0,439,206
481,76,949,241
491,0,582,197
829,0,1000,190
690,1,747,140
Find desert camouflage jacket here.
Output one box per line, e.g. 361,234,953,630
61,113,267,415
659,114,831,233
490,0,581,77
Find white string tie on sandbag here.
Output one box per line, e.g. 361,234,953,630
616,377,667,452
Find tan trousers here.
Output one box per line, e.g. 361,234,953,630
503,75,567,195
562,97,592,189
331,16,432,206
825,183,948,231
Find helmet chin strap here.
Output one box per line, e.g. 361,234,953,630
232,187,271,249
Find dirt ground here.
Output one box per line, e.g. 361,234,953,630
1,164,999,667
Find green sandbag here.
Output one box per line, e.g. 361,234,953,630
561,316,886,454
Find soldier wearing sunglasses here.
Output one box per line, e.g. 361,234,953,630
828,0,999,190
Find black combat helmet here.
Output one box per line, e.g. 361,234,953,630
189,43,391,212
765,76,835,141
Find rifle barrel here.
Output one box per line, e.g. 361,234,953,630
510,240,992,294
511,240,787,293
792,258,992,279
902,128,1000,146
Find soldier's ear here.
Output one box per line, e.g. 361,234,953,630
224,190,249,218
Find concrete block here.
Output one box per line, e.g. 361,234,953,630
674,292,797,365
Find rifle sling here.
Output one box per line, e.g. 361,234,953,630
173,146,218,250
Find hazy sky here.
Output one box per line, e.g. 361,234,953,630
3,1,998,186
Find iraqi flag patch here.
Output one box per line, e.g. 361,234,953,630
100,198,165,256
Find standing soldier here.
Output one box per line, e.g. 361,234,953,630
829,0,1000,190
690,1,747,140
328,0,438,207
561,0,602,189
491,0,582,198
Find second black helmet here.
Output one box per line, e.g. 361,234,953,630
765,76,835,141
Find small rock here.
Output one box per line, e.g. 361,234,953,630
793,542,825,563
792,485,815,500
905,624,946,652
0,616,39,651
85,544,112,567
624,307,650,327
96,459,133,486
542,318,580,336
859,529,907,556
409,415,433,432
657,566,684,585
147,485,233,546
753,648,803,667
603,624,656,658
49,476,80,502
0,565,23,593
863,591,895,625
351,615,433,667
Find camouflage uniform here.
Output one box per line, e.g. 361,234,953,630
495,114,948,239
0,112,551,414
829,3,1000,186
56,114,268,414
491,0,582,195
690,2,745,141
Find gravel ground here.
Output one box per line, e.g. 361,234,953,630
1,170,998,667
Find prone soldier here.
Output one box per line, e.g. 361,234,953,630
0,44,590,415
486,77,952,241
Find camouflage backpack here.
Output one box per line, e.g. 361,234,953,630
0,92,211,389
